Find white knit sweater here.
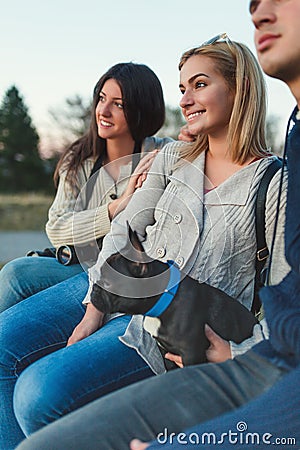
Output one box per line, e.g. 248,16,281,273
45,136,172,248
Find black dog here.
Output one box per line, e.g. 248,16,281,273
91,225,258,368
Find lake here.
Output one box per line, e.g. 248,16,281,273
0,231,51,264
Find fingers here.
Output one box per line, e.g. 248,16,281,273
130,439,150,450
178,125,196,142
205,324,232,363
165,352,184,368
133,149,159,176
204,323,220,344
135,172,147,189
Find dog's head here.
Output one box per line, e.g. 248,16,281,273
91,223,169,315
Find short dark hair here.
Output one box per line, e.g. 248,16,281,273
92,62,165,142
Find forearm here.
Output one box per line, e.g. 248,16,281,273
46,204,111,247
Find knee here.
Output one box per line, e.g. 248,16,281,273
14,362,67,436
0,258,31,311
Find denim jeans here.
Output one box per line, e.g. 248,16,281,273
145,365,300,449
14,351,287,450
0,256,83,313
0,272,153,450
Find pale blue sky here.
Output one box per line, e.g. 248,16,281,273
0,0,295,150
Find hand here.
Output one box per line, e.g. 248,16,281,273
164,352,183,368
132,149,159,189
108,150,158,219
178,124,197,142
205,324,232,363
130,439,150,450
67,303,104,346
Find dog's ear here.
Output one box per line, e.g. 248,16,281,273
126,221,148,277
127,221,144,254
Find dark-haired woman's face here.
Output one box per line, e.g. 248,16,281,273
95,79,132,141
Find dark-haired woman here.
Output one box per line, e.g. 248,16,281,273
0,62,171,314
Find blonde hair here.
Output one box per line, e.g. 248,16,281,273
178,41,269,164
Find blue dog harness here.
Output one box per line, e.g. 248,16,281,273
144,260,181,317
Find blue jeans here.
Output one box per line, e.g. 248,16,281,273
14,351,288,450
145,365,300,449
0,256,83,313
0,272,153,450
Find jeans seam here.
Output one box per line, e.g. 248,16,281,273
14,341,67,376
64,363,151,415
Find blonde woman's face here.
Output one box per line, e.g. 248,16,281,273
179,55,234,139
95,78,131,141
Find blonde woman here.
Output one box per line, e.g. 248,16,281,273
0,37,288,450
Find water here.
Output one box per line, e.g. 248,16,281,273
0,231,51,264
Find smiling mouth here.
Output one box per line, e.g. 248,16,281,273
187,111,205,121
100,119,113,127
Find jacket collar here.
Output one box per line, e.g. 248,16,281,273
204,156,277,206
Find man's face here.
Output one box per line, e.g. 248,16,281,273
250,0,300,86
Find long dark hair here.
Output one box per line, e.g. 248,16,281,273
54,62,166,187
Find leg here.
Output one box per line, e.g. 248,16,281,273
13,351,286,450
144,365,300,449
13,315,153,436
0,272,88,450
0,256,83,313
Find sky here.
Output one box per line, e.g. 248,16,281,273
0,0,296,152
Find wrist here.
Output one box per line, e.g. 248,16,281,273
85,302,104,321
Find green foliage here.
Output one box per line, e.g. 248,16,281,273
46,94,283,154
49,94,91,145
0,193,53,231
0,86,53,193
157,105,186,139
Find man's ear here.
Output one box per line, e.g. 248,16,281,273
127,221,145,254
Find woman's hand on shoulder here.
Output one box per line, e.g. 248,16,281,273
67,303,104,346
178,125,197,142
132,149,159,188
108,150,159,220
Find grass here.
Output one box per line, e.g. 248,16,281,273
0,193,53,231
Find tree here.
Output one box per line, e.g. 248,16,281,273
47,96,283,155
0,86,52,192
49,98,186,145
157,105,185,139
48,94,92,146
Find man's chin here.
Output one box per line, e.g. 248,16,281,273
258,55,281,79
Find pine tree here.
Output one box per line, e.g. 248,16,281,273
0,85,49,192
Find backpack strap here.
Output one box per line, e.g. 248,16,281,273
252,158,282,315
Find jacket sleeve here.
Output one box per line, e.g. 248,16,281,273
45,169,111,248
